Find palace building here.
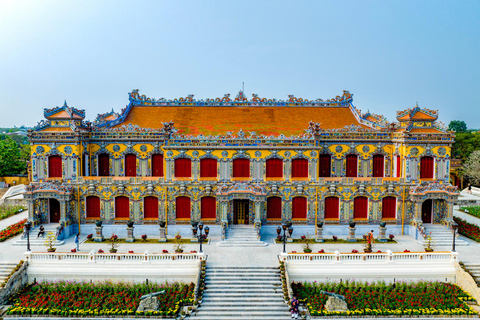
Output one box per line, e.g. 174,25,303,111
25,90,459,236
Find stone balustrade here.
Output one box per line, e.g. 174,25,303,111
24,251,205,284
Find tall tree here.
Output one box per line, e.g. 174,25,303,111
448,120,467,132
463,150,480,186
0,136,27,175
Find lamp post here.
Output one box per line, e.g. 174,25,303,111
193,223,210,253
277,224,294,254
451,221,458,252
24,221,31,252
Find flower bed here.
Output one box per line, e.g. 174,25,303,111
454,217,480,242
7,280,195,317
291,281,476,317
0,218,27,242
460,206,480,219
0,204,26,221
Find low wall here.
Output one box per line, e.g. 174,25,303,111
0,176,29,186
25,251,204,284
281,251,458,284
0,261,28,305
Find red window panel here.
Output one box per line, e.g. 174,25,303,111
176,196,191,219
48,155,62,178
200,158,217,178
115,196,129,219
420,156,434,179
151,154,164,177
201,197,216,219
396,155,401,177
319,155,331,177
175,158,192,178
267,197,282,219
324,197,339,219
292,197,307,219
86,196,100,218
354,197,368,219
292,159,308,178
382,197,396,219
233,158,250,178
372,155,384,178
266,158,283,178
346,155,358,178
125,154,137,177
98,154,110,177
144,196,158,219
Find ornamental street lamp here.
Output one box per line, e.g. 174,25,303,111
451,221,458,252
193,223,210,253
277,224,294,254
24,221,32,252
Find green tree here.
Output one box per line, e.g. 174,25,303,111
451,132,480,161
0,136,27,175
448,120,467,132
463,150,480,186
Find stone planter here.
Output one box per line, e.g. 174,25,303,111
126,226,135,243
347,226,357,242
47,248,56,252
315,227,325,243
109,249,117,253
94,225,104,242
377,224,388,243
159,227,167,242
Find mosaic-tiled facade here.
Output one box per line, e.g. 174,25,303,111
25,90,459,232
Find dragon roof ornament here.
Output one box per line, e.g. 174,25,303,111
396,103,438,121
127,89,354,107
44,101,85,119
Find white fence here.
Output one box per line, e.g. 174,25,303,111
281,251,458,284
25,251,204,284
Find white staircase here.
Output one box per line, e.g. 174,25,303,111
420,224,469,247
0,262,17,283
217,226,268,247
13,225,65,246
462,262,480,285
192,266,291,320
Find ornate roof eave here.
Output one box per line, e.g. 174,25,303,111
43,101,86,119
25,182,73,195
409,183,459,197
216,183,267,196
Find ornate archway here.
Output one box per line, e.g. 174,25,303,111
410,183,458,225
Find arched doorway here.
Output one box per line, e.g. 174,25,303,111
421,199,433,223
49,198,60,223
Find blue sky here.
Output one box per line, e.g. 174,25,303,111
0,0,479,128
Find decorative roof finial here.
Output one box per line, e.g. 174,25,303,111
63,100,68,107
415,101,418,108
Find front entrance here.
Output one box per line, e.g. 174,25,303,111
49,198,60,223
233,200,249,225
421,199,432,224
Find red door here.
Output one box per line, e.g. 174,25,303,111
422,199,433,223
346,155,358,177
151,154,164,177
49,199,60,223
292,159,308,178
266,159,283,178
267,197,282,219
201,197,216,219
396,155,401,178
319,155,331,177
382,197,396,219
354,197,368,220
176,197,191,219
200,159,217,178
125,154,137,177
324,197,339,219
292,197,307,219
420,156,434,179
175,158,192,178
48,156,62,178
98,154,110,176
144,196,158,219
233,159,250,178
86,196,101,218
115,196,130,219
372,155,384,177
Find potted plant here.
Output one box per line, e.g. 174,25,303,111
109,234,119,253
301,235,313,253
173,231,185,253
425,232,434,252
95,220,102,227
45,231,56,252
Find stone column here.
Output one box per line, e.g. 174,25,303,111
94,225,104,242
377,223,388,242
315,226,324,242
60,200,67,222
285,160,291,183
347,226,356,242
126,226,135,242
414,201,421,223
445,202,454,226
193,159,199,182
159,226,167,242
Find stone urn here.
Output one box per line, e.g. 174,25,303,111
159,221,167,243
377,222,388,243
347,222,357,242
94,221,104,242
316,221,325,243
126,221,135,243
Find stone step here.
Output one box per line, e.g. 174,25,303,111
204,292,284,297
12,239,65,246
217,241,268,247
200,301,285,306
206,284,282,290
194,311,291,316
206,272,280,277
202,297,286,303
208,267,279,270
203,288,283,293
192,317,291,320
199,306,287,311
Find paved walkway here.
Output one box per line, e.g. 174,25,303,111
0,210,27,231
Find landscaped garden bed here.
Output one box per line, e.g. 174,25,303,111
0,218,27,242
6,280,195,317
291,281,477,317
0,204,26,221
459,206,480,219
454,217,480,242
